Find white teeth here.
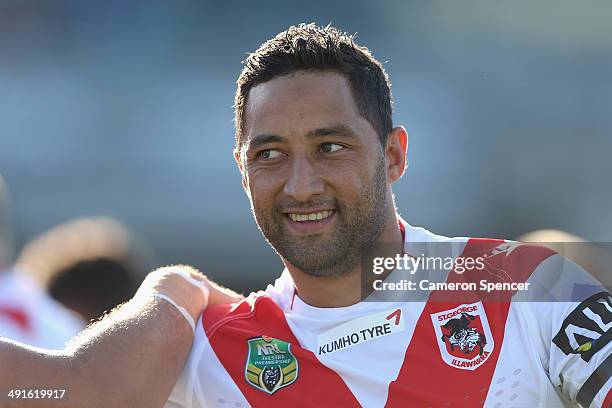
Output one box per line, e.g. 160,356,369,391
288,210,333,222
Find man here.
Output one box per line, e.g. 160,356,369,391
0,266,84,348
17,216,150,323
1,265,242,408
167,23,611,407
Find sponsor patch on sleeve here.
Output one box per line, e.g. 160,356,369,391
553,291,612,363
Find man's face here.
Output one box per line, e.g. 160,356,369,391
237,71,390,277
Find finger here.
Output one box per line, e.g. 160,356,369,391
137,266,209,327
207,281,244,305
169,267,210,304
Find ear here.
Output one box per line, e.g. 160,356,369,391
233,146,249,193
385,126,408,183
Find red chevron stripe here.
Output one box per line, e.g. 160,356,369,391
203,293,361,407
385,239,554,407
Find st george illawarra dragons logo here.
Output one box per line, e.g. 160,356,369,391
431,302,494,370
245,335,299,394
442,312,487,356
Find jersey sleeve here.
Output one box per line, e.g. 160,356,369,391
165,347,191,408
520,253,612,408
164,302,252,408
164,310,207,408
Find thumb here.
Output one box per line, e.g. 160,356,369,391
207,280,244,306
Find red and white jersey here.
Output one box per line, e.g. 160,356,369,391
0,268,84,348
167,221,612,408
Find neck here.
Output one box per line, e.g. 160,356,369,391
285,212,403,308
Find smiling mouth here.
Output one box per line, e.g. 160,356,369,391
286,210,335,222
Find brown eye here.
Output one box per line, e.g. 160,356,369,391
320,143,344,153
258,149,282,160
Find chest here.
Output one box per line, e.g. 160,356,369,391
196,303,552,407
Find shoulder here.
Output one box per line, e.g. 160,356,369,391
404,219,558,281
465,239,556,266
200,291,284,339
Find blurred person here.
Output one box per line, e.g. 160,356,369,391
166,24,611,408
0,176,83,348
1,265,243,408
17,217,152,322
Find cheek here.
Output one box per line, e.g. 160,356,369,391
247,168,284,209
320,159,369,198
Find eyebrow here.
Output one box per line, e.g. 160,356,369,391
305,125,360,140
246,134,286,151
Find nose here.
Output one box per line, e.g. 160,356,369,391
283,155,325,202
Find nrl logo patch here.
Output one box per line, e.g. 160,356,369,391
430,301,494,370
245,335,299,394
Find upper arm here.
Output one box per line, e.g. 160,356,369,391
548,292,612,407
520,254,611,407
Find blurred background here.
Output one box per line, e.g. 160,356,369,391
1,0,611,301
